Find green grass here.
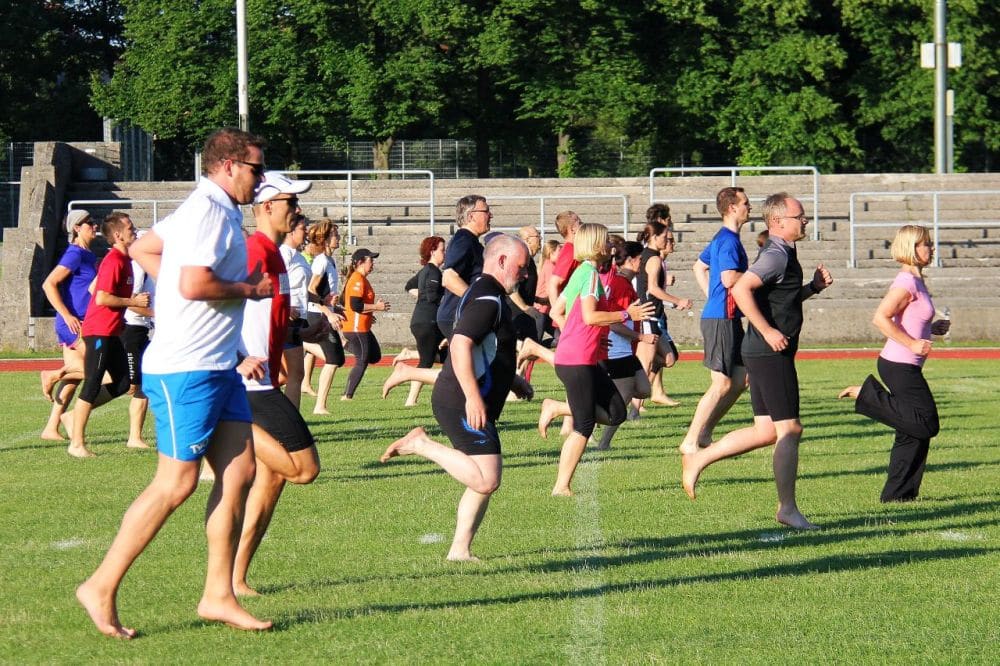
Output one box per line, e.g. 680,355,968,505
1,359,997,663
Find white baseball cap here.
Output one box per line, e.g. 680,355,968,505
254,171,312,204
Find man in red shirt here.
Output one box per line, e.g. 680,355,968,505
67,213,150,457
547,210,581,332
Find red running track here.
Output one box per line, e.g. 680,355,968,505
4,347,998,373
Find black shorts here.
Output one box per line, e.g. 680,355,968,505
744,354,799,422
121,324,151,397
431,402,501,456
555,363,626,439
247,389,315,453
80,335,131,403
701,318,744,376
600,355,642,380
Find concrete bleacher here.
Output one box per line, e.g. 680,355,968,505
7,145,998,350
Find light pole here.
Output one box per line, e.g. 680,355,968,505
934,0,946,174
236,0,249,131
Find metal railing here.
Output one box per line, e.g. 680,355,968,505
66,198,186,226
649,165,821,240
484,194,630,238
848,189,1000,267
280,169,434,240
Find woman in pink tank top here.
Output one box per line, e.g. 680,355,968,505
838,225,951,502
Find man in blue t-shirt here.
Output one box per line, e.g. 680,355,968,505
436,195,491,338
678,187,751,455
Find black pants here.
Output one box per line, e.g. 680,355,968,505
855,357,939,502
80,335,132,404
555,364,626,439
411,321,445,368
343,331,381,398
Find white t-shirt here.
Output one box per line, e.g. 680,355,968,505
142,178,248,374
280,243,309,317
311,252,339,300
124,259,154,329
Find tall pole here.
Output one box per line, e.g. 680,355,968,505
236,0,249,131
934,0,947,174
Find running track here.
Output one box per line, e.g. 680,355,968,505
4,348,998,372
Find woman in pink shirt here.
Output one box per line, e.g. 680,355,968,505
839,225,951,502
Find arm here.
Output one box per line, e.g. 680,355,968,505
720,269,742,289
96,290,150,309
579,295,656,327
800,263,833,301
509,290,532,312
449,333,487,431
646,257,692,310
179,264,271,301
129,230,163,282
693,259,710,297
441,267,468,298
873,286,932,357
732,271,788,352
41,265,80,333
547,273,567,327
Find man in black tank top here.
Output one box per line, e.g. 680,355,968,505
681,193,832,530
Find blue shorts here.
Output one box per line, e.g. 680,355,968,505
145,369,252,461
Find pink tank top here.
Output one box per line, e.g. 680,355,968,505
880,271,934,367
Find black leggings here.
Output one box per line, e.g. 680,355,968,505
411,321,445,368
555,363,626,439
855,356,939,502
80,335,132,404
343,331,381,398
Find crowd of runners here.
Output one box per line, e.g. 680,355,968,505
42,128,951,639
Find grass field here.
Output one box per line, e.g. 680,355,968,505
0,358,997,663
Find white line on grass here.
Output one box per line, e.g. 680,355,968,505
567,457,606,664
420,533,444,544
52,538,86,550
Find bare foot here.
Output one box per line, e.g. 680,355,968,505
67,443,96,458
76,580,137,639
516,339,538,366
838,386,861,400
677,441,699,456
197,598,272,631
312,407,331,415
650,395,681,407
233,581,261,597
776,508,820,530
551,487,574,497
340,395,353,401
381,364,408,399
301,386,317,397
393,347,418,365
126,439,150,449
380,427,427,463
446,552,482,562
538,399,558,439
41,370,60,402
199,464,216,483
403,400,418,408
40,428,66,442
681,452,702,500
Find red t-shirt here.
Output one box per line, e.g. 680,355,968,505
81,247,133,337
550,241,580,330
246,232,290,387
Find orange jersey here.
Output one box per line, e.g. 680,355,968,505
342,271,375,333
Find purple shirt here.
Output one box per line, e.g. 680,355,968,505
880,271,934,367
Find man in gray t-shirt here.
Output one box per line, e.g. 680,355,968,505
682,192,832,531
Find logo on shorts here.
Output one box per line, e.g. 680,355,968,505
188,441,208,456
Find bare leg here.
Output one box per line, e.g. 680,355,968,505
301,351,316,396
679,367,746,454
195,420,272,631
282,346,305,409
126,396,150,448
838,385,861,399
538,398,571,439
681,415,777,500
517,338,555,367
251,424,320,485
382,364,439,399
649,367,680,406
393,347,419,365
771,419,817,530
404,381,423,407
233,463,286,596
68,398,96,458
77,453,200,638
313,363,338,415
552,432,587,496
41,380,79,441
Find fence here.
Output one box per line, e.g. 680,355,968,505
485,194,630,238
848,189,1000,268
649,165,821,239
1,142,34,238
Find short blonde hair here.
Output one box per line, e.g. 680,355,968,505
542,239,561,262
573,223,609,262
890,225,932,267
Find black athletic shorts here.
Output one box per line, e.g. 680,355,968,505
121,324,151,398
600,355,642,380
247,389,315,453
744,353,799,422
431,402,501,456
701,318,744,376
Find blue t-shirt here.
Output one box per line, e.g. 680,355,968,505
57,244,98,322
436,228,484,329
698,227,748,319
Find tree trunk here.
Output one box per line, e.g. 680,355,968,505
373,137,394,178
556,131,573,178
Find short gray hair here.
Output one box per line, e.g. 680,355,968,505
456,194,487,228
761,192,790,226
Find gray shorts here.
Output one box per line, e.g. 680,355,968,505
701,318,744,377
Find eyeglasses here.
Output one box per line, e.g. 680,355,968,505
233,159,266,177
268,197,298,207
782,214,808,223
469,207,492,216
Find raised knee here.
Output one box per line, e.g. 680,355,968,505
292,465,320,485
477,478,501,495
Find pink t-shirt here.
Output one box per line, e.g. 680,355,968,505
554,262,609,366
880,271,934,367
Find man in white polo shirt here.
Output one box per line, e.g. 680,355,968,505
77,127,274,638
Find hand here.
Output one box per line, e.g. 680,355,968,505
465,393,487,432
132,292,151,308
626,299,656,322
812,263,833,291
377,299,390,312
675,298,693,311
641,333,659,345
908,338,932,357
236,356,267,380
246,263,273,300
763,326,788,352
931,319,951,336
65,315,82,335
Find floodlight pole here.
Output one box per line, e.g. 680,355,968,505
236,0,249,131
934,0,947,174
